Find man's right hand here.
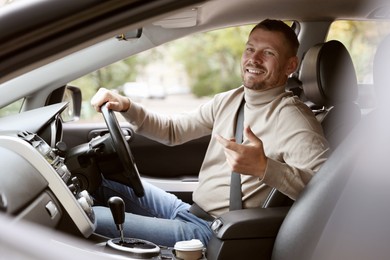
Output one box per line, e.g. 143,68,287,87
215,126,268,179
91,88,130,113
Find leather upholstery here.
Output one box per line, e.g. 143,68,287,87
300,40,358,107
299,40,361,149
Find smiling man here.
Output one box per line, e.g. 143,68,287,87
91,19,329,247
241,22,298,91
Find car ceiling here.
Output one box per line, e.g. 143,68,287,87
0,0,389,108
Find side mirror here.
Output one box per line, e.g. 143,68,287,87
61,85,82,122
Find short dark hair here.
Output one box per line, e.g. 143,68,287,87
250,19,299,55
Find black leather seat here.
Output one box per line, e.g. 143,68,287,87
299,40,361,149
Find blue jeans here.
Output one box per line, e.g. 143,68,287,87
92,178,213,247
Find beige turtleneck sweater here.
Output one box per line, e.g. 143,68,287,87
122,85,329,217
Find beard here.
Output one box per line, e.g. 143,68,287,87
243,80,267,90
241,64,285,91
241,63,269,90
242,71,270,91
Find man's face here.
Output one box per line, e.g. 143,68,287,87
241,28,297,91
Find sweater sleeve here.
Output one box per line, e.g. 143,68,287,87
120,99,214,146
261,100,329,200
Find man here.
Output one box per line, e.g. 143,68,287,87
91,19,329,247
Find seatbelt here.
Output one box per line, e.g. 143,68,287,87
189,97,245,219
229,98,245,211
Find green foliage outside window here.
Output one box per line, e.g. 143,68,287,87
169,25,253,97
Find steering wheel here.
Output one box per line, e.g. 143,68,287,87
101,103,144,197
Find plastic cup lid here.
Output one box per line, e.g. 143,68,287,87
174,239,204,251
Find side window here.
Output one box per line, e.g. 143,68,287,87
70,24,255,122
0,99,24,118
327,20,390,109
72,22,298,123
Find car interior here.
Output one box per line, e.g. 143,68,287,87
1,0,390,259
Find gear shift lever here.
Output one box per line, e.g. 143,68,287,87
108,196,125,244
106,196,161,258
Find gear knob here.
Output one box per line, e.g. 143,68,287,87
108,196,125,242
106,196,161,258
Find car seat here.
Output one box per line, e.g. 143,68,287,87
299,40,361,149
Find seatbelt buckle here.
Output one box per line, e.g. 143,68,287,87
210,218,223,234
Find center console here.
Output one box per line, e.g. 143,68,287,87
0,131,204,259
0,132,95,237
18,131,95,224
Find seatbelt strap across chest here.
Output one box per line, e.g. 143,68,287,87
229,98,245,211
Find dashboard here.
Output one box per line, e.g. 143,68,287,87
0,102,95,237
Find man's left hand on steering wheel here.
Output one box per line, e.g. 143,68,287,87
101,103,144,197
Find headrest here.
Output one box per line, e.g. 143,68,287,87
373,34,390,95
299,40,358,107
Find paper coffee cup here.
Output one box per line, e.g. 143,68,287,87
174,239,204,260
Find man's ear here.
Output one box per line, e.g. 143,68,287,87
286,56,299,75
